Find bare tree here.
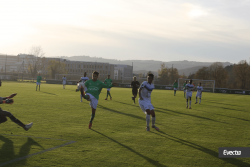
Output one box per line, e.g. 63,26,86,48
209,62,228,88
26,46,45,78
47,60,67,78
233,60,249,89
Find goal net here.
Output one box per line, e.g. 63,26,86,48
178,78,215,93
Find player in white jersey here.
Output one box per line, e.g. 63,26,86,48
80,72,89,102
62,76,67,89
185,79,194,109
138,73,159,131
195,82,203,104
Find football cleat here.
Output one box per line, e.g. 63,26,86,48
110,97,112,100
189,107,192,109
195,102,197,104
152,125,159,131
24,122,33,131
146,126,150,131
105,98,107,100
186,106,188,109
89,122,92,129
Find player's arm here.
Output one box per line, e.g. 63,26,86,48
138,88,143,100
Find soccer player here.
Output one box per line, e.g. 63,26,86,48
62,75,67,89
79,72,89,102
0,93,33,131
195,82,203,104
36,73,42,91
173,80,178,96
131,76,140,104
79,71,113,129
104,75,112,100
183,80,187,98
185,79,194,109
138,73,159,131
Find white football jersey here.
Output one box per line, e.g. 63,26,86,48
81,77,89,83
197,86,203,93
185,83,194,92
62,77,67,81
140,81,154,101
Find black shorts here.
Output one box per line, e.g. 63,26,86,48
132,89,138,96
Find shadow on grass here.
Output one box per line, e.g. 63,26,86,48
113,100,178,116
92,129,167,167
151,131,250,167
0,136,45,166
202,99,242,107
98,104,163,126
195,109,250,123
39,91,57,96
202,101,247,113
98,104,145,122
154,107,230,125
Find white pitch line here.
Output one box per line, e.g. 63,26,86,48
0,134,76,167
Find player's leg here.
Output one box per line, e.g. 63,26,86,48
0,109,32,131
150,109,159,131
80,94,82,102
36,83,38,91
195,96,198,104
199,94,202,104
105,90,108,100
145,109,151,131
186,98,188,108
189,97,192,109
89,107,96,129
39,83,40,91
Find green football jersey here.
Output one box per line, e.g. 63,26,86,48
183,83,187,88
37,76,42,83
104,78,112,84
173,82,178,88
84,79,112,100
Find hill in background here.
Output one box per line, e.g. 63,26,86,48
60,55,232,76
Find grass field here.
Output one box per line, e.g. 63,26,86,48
0,81,250,167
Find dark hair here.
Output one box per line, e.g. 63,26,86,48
199,82,202,85
148,73,154,79
189,79,192,84
93,71,99,76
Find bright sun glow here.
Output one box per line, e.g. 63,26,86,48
188,9,206,18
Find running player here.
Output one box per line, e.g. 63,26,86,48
79,71,113,129
173,80,178,96
62,75,67,89
131,76,140,104
183,80,187,98
104,75,112,100
185,79,194,109
138,73,159,131
0,93,33,131
36,73,42,91
195,82,203,104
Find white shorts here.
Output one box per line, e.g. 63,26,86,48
62,81,66,85
186,92,192,99
174,88,177,91
36,82,41,85
107,88,111,91
196,92,202,98
86,93,98,109
139,99,154,114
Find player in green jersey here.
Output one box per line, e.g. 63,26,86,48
173,80,178,96
36,73,42,91
183,80,187,98
80,71,113,129
104,75,113,100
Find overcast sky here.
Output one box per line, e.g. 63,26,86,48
0,0,249,63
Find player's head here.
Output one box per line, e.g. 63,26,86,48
174,80,177,83
147,73,154,84
107,75,110,79
133,76,137,81
199,82,201,86
38,73,40,76
92,71,99,81
185,80,187,83
64,75,65,77
84,72,87,77
189,79,192,84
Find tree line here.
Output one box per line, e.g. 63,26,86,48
158,61,250,90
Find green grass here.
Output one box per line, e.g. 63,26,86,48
0,81,250,167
